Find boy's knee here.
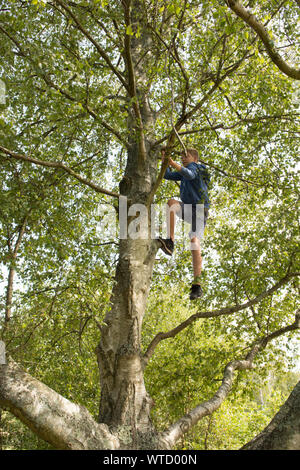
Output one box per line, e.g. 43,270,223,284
190,236,201,248
167,198,177,207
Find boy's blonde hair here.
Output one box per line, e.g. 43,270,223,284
185,148,199,161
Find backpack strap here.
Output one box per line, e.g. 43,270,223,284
196,163,211,186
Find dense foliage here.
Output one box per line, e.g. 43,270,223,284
0,0,299,449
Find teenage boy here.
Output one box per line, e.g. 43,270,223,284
158,148,210,300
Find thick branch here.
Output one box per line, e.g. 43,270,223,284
122,0,147,161
143,272,299,365
226,0,300,80
123,0,136,98
158,359,252,449
0,359,119,449
158,311,300,449
0,146,120,198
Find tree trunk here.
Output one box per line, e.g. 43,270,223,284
242,381,300,450
96,136,159,448
96,236,158,448
94,2,161,445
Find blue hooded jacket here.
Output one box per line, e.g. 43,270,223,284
164,162,210,208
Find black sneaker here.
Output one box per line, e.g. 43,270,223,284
189,284,203,300
157,237,174,256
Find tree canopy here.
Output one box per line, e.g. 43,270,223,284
0,0,299,451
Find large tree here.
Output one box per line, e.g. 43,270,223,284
0,0,299,450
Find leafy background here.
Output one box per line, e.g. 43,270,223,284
0,0,299,449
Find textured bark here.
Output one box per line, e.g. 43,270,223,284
0,359,119,450
95,116,159,447
96,238,158,443
242,381,300,450
94,1,161,447
158,359,254,449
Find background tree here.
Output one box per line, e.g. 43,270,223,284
0,0,299,450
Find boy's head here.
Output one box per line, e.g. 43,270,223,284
181,148,199,167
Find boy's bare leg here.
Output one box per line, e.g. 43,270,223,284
190,236,202,284
167,199,181,241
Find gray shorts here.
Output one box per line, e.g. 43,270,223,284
177,203,209,239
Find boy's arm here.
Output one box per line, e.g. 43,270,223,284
161,151,182,180
177,162,198,180
168,159,182,172
164,160,197,181
167,156,197,181
164,166,182,181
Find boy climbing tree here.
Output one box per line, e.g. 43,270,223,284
158,148,210,300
